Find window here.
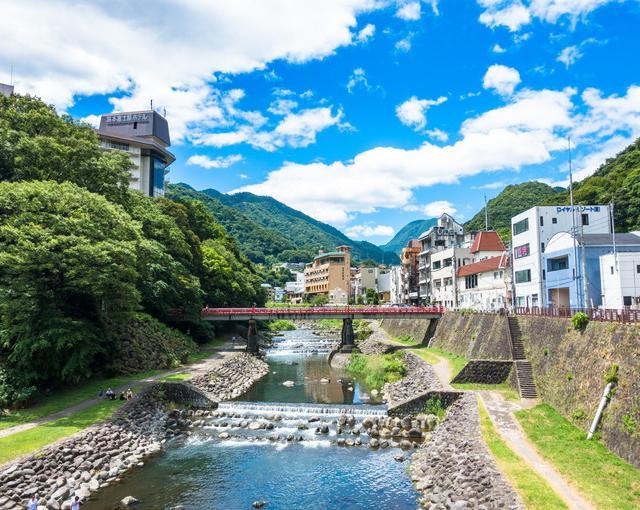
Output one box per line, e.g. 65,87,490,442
465,274,478,289
432,260,441,270
434,279,442,288
542,269,546,280
443,258,453,267
541,242,545,253
552,217,557,224
514,243,530,259
548,256,569,272
150,156,166,197
637,265,640,274
513,218,529,236
444,277,453,286
624,296,632,307
435,240,445,246
581,213,589,226
540,216,544,227
133,121,138,129
515,269,531,283
611,266,614,275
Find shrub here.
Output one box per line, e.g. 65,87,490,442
346,351,407,389
622,414,637,435
572,409,587,421
571,312,589,331
396,335,417,345
604,364,619,384
424,396,446,419
0,363,37,408
267,320,296,332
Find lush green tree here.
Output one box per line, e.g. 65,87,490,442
365,288,379,305
0,94,131,204
0,181,142,399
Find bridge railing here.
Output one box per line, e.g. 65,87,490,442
514,306,640,324
201,305,445,317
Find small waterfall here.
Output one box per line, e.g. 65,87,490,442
218,401,388,417
268,328,338,356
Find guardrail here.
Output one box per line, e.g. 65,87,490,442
514,306,640,324
201,305,446,317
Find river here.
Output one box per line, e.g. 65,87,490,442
84,326,419,509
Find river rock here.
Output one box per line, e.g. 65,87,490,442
218,432,230,439
120,496,139,507
282,381,295,387
248,421,263,430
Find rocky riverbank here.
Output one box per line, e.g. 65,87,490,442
189,352,269,400
384,351,443,407
410,393,523,509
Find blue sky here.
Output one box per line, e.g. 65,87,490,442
2,0,639,244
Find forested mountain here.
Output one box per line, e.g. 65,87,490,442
543,138,640,232
378,218,437,254
167,183,400,264
464,181,561,239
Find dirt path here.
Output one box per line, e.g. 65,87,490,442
370,320,594,510
0,337,242,440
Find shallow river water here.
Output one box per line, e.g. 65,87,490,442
84,327,419,510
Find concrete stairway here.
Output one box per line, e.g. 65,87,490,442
507,316,538,399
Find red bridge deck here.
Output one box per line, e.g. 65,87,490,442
201,306,444,321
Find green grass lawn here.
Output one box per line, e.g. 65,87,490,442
0,397,129,464
478,398,568,509
159,373,193,382
515,404,640,510
409,346,468,378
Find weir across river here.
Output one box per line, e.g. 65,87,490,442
200,306,444,353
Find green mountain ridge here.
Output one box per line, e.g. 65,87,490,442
167,183,400,264
378,218,437,254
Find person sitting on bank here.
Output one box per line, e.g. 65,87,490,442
105,387,115,400
119,391,126,401
125,388,133,400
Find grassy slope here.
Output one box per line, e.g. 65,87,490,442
515,404,640,510
478,398,568,509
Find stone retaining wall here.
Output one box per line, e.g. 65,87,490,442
379,319,433,343
388,390,463,417
383,351,443,407
410,393,523,509
451,360,513,385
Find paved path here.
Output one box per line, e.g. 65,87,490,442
0,337,243,440
371,320,594,510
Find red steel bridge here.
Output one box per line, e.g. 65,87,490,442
200,306,444,353
200,305,445,321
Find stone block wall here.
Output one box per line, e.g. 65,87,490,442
388,390,463,416
159,381,217,409
451,360,513,384
430,312,512,360
379,318,432,343
517,316,640,467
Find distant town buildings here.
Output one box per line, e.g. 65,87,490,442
304,246,351,303
96,110,175,197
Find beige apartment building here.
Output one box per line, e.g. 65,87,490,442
304,246,351,302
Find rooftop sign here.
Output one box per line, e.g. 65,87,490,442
105,113,150,125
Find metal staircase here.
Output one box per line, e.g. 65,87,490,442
507,315,538,399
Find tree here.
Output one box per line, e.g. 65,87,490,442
0,94,132,204
365,288,379,305
0,181,142,400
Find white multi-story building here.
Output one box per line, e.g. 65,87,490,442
600,251,640,309
389,266,403,304
457,254,511,311
429,246,471,308
97,110,175,197
511,205,612,308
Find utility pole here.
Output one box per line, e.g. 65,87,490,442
568,137,582,309
610,201,618,272
484,194,489,231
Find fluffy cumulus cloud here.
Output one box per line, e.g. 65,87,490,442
483,64,522,96
193,106,345,151
422,200,457,217
345,224,395,238
235,83,640,225
478,0,619,31
395,1,422,20
492,44,507,53
396,96,447,131
187,154,244,169
355,23,376,43
0,0,378,141
347,68,372,93
557,46,583,67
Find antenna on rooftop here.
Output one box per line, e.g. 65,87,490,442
611,201,618,272
484,194,489,231
150,99,153,110
163,107,167,117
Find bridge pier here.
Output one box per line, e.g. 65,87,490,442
339,318,356,352
246,319,259,354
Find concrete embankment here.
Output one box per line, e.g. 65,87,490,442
382,312,640,468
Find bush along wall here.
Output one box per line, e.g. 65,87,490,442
109,313,199,374
517,316,640,468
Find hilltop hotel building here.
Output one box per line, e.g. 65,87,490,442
96,110,175,197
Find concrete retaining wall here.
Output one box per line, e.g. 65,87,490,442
379,318,433,344
451,360,513,384
517,315,640,467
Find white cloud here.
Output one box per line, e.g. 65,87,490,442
1,0,378,141
395,36,413,52
483,64,522,96
473,180,509,189
238,173,249,179
355,23,376,43
187,154,244,169
423,200,457,217
194,107,344,151
347,68,371,93
395,2,422,20
268,99,299,116
557,45,582,67
80,114,101,128
346,224,395,239
396,96,447,131
426,128,449,142
492,44,507,53
478,0,618,31
300,89,315,99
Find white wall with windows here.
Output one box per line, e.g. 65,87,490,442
511,205,611,307
600,252,640,309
